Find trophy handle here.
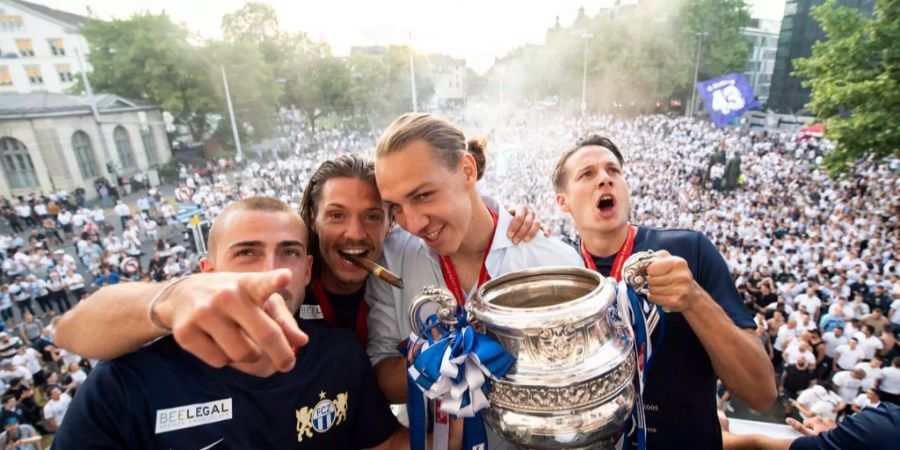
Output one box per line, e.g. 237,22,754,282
622,250,658,288
621,250,669,325
408,286,459,336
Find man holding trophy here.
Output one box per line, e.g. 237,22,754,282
551,135,777,449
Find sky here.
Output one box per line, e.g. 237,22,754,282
39,0,787,73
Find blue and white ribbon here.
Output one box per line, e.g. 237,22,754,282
616,279,666,450
407,307,514,450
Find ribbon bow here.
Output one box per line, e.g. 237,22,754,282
406,307,514,450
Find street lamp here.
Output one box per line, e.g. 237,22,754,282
581,31,593,118
688,31,708,118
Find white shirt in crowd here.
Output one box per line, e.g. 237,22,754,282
834,344,865,370
796,385,843,420
43,393,72,427
854,361,882,391
880,366,900,395
853,333,884,360
822,331,848,358
783,343,816,366
890,299,900,325
852,393,879,410
832,371,863,403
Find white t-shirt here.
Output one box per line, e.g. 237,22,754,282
783,344,816,366
798,295,823,315
835,344,865,370
69,369,87,386
890,299,900,325
880,366,900,395
822,332,848,358
852,393,879,410
11,348,41,375
796,386,843,420
832,371,863,403
43,393,72,427
854,362,882,391
854,334,884,360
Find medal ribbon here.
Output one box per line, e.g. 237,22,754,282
311,279,369,343
580,224,636,280
437,209,499,306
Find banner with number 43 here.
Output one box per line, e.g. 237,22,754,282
696,73,760,128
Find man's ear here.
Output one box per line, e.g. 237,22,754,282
460,153,478,186
199,258,214,272
555,193,571,213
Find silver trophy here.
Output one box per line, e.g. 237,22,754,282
409,252,659,450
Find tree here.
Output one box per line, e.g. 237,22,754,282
206,40,280,143
78,14,217,142
793,0,899,174
221,2,280,45
282,50,352,133
682,0,752,83
479,0,750,114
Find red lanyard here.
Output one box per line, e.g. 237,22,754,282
438,209,499,306
580,225,637,281
311,279,369,344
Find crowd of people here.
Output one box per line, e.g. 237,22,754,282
0,105,897,446
468,109,900,422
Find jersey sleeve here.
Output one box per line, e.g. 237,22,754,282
52,361,134,449
350,340,399,449
693,232,755,329
789,404,900,450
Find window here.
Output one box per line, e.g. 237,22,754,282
16,39,33,57
141,129,158,165
0,15,24,32
0,66,10,86
0,137,38,189
56,64,72,82
113,126,136,169
48,38,65,56
24,65,42,84
72,131,99,179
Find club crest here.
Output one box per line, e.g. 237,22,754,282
296,391,348,442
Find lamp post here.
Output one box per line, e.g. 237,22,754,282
408,32,418,112
220,65,243,162
688,31,708,118
581,31,593,118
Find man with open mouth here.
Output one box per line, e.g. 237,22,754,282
552,134,777,450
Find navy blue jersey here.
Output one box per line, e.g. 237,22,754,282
54,321,398,450
790,403,900,450
299,283,365,329
588,227,754,450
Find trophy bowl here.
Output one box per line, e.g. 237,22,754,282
470,267,635,449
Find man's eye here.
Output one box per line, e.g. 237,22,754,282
235,249,255,257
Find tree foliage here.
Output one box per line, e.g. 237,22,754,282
793,0,899,174
79,14,218,142
480,0,751,113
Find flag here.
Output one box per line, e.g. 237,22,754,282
696,73,760,128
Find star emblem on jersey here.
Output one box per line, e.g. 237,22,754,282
296,391,348,442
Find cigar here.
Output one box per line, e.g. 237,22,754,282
344,254,404,289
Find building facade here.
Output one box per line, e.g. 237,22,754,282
0,0,89,95
768,0,874,113
429,54,466,106
742,18,780,105
0,92,171,198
